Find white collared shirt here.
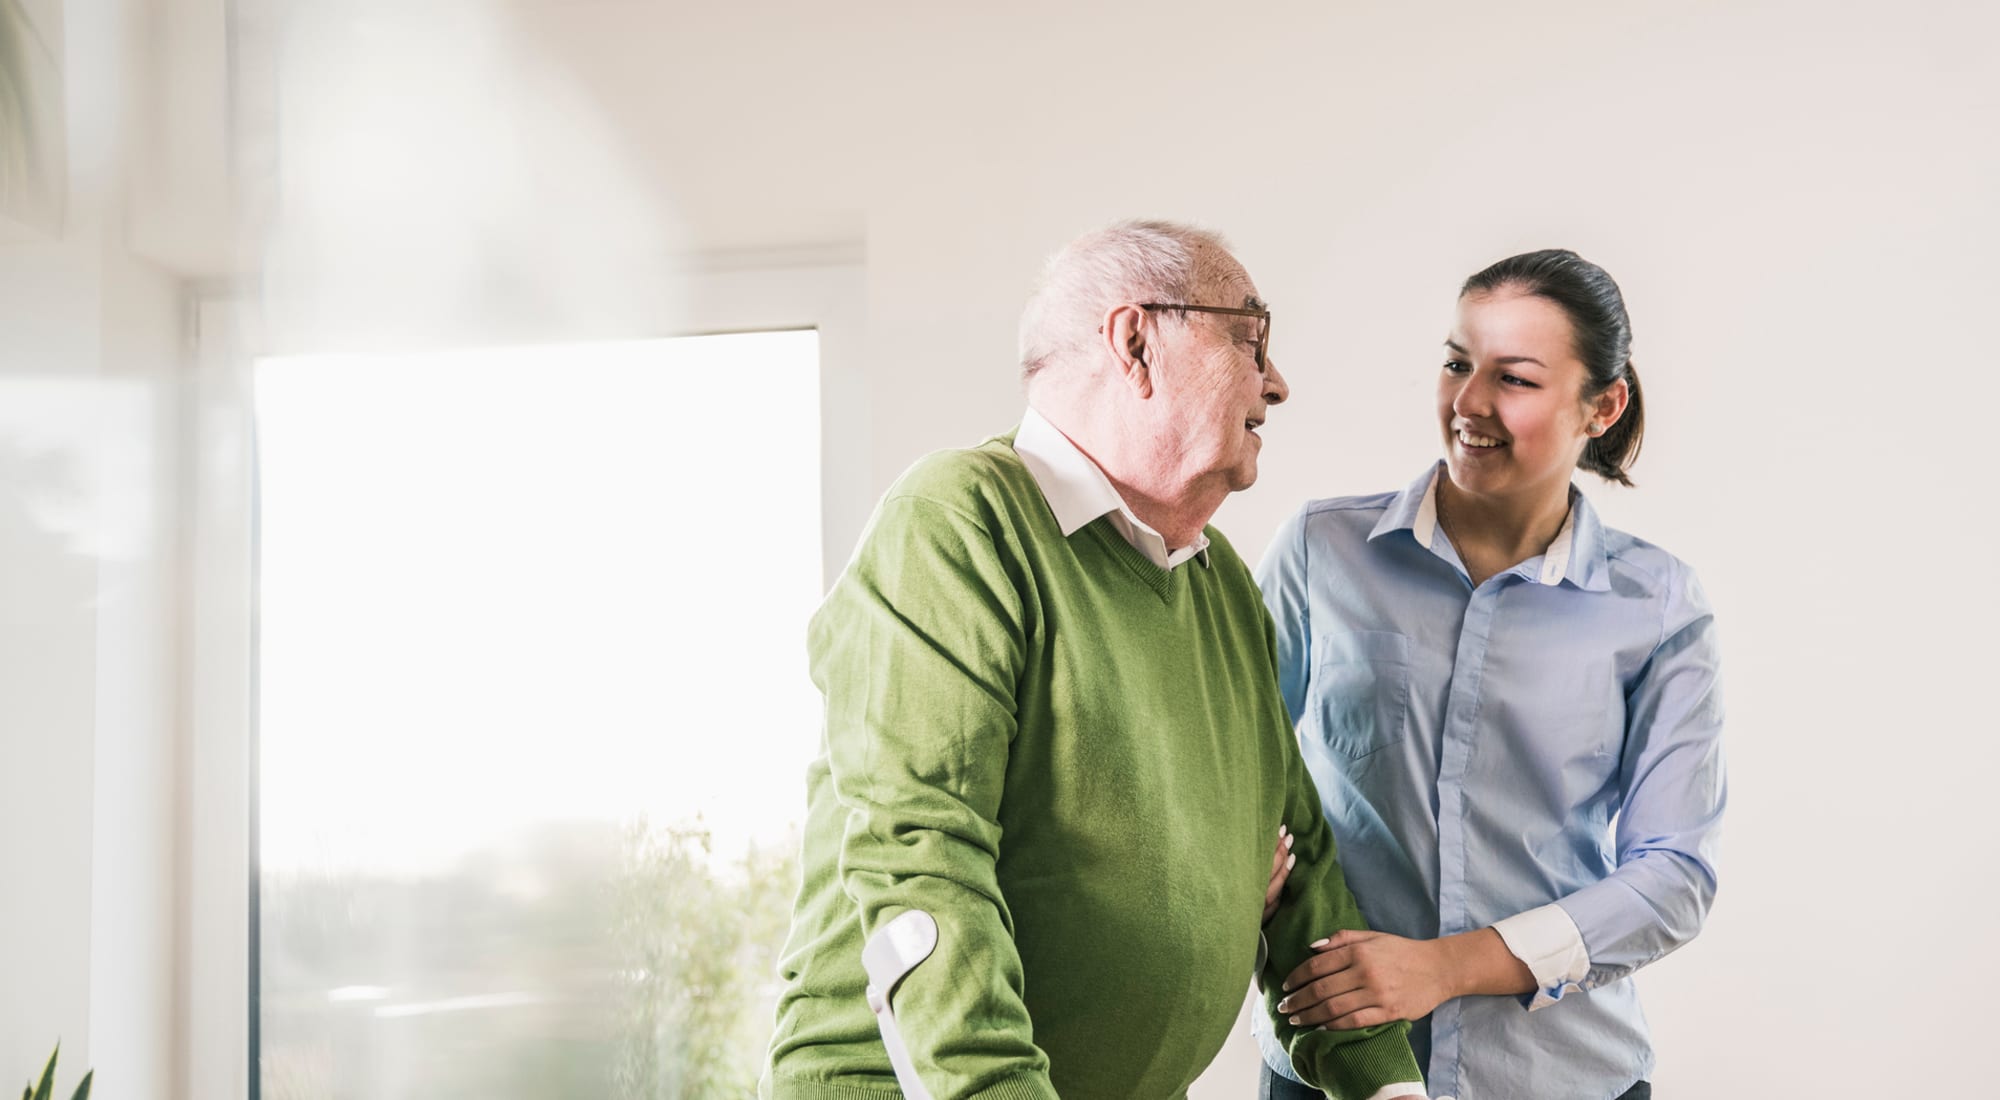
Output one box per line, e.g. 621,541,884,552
1012,406,1211,571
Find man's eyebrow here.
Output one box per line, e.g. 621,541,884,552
1442,339,1545,367
1244,294,1267,312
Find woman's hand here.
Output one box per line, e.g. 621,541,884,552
1262,824,1296,924
1274,929,1462,1029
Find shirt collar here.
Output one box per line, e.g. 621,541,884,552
1369,464,1445,547
1558,491,1612,591
1013,406,1210,569
1370,461,1609,590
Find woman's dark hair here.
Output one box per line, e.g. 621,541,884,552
1461,249,1645,486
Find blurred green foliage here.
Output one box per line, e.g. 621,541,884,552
612,823,799,1100
260,819,800,1100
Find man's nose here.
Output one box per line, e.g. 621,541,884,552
1263,358,1291,406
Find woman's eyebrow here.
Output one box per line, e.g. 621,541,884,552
1443,339,1546,368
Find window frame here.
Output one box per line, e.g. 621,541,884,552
179,252,866,1100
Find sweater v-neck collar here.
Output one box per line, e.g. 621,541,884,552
1084,517,1181,601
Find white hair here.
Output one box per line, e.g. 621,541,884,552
1018,219,1238,381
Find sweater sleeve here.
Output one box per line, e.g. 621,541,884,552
809,492,1058,1100
1253,513,1423,1098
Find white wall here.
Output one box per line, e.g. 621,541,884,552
0,0,185,1093
482,1,1994,1093
0,243,183,1100
0,253,100,1095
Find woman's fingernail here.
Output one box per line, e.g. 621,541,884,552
1285,853,1296,871
1280,980,1293,993
1283,832,1294,851
1279,824,1288,838
1287,1014,1301,1026
1309,938,1329,948
1276,998,1290,1012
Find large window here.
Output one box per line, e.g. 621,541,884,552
252,331,823,1099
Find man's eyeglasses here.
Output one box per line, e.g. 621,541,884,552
1140,303,1272,373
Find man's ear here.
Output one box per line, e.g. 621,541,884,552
1100,303,1153,399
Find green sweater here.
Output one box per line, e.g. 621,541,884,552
761,434,1418,1100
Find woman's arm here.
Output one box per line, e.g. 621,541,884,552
1521,556,1726,1003
1264,824,1296,924
1254,503,1314,725
1275,927,1531,1028
1281,557,1727,1024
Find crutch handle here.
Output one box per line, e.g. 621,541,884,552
862,909,940,1100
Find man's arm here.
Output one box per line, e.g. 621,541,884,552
1255,507,1425,1099
1258,743,1426,1100
813,492,1057,1099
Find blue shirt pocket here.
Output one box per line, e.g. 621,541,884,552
1308,629,1410,761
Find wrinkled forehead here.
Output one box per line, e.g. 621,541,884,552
1197,249,1265,311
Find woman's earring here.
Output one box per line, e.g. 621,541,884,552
1588,424,1604,436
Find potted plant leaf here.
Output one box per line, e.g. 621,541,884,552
0,0,66,236
18,1043,91,1100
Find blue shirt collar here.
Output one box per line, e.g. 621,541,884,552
1368,462,1611,591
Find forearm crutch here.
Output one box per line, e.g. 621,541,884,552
863,910,940,1100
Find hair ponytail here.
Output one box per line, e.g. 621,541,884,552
1579,360,1644,487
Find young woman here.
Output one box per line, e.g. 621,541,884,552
1254,251,1725,1100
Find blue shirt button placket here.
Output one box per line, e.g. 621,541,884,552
1430,582,1500,1098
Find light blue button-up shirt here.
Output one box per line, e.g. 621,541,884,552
1253,464,1727,1100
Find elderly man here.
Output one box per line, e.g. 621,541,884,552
760,221,1424,1100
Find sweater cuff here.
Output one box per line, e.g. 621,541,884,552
1363,1083,1428,1100
1491,902,1590,1010
971,1073,1062,1100
1293,1024,1424,1100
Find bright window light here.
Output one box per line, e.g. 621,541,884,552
254,330,822,1097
